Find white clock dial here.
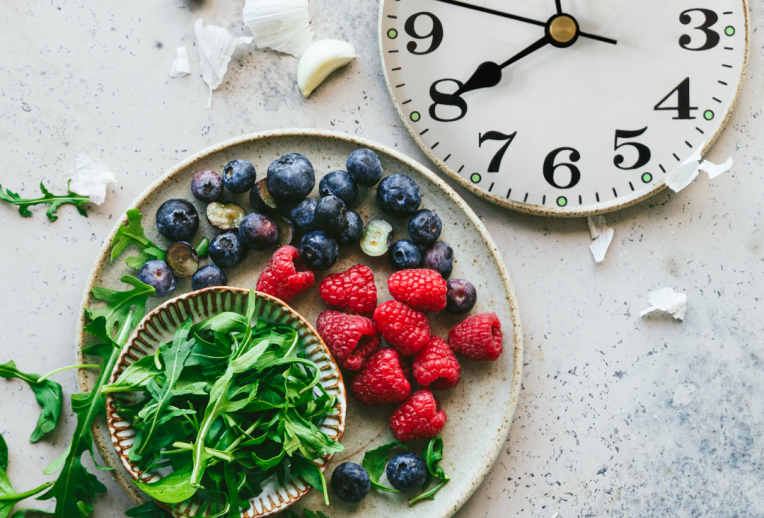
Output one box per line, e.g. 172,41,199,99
379,0,749,216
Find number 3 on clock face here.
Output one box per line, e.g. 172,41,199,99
379,0,749,216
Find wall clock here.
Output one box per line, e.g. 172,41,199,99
379,0,749,216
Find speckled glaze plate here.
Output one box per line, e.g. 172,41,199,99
75,129,523,518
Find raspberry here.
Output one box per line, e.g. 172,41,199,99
316,310,380,371
256,245,315,303
318,264,378,314
412,336,461,390
389,389,447,441
351,349,411,405
373,300,431,356
449,313,503,361
388,269,447,312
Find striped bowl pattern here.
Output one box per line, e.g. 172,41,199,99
105,287,346,518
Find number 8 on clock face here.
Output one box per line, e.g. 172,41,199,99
379,0,749,216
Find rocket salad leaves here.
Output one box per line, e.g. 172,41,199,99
110,209,166,269
0,432,53,518
0,362,62,444
0,181,90,221
105,290,343,515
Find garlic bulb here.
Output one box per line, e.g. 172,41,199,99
243,0,314,58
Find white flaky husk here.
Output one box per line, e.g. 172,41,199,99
666,141,735,193
243,0,314,58
169,46,191,77
640,287,688,321
587,215,614,264
195,19,253,108
63,155,117,205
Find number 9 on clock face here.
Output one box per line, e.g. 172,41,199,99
379,0,749,216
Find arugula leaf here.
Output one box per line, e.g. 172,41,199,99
0,432,7,471
0,438,53,518
303,511,331,518
362,441,406,493
124,500,173,518
89,276,154,335
133,319,195,456
0,181,89,221
39,280,154,518
408,436,450,506
110,209,166,266
10,509,53,518
135,463,195,505
289,455,329,506
0,362,63,443
102,356,160,394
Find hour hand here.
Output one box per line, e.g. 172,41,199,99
453,36,551,97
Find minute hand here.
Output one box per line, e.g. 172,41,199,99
453,36,551,97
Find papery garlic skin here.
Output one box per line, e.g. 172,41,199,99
170,46,191,78
297,39,357,97
195,19,253,108
243,0,314,58
64,155,118,205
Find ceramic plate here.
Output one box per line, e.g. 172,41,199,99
105,287,346,517
75,129,523,518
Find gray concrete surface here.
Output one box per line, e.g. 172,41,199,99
0,1,762,517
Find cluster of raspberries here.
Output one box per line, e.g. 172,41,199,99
316,266,503,442
255,252,503,442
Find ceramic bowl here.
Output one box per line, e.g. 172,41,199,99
105,287,346,518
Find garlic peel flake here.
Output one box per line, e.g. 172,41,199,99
64,154,117,205
170,46,191,78
297,39,357,97
666,141,734,192
195,19,253,108
640,287,687,321
243,0,314,58
587,215,614,264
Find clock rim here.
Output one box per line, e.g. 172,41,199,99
378,0,751,218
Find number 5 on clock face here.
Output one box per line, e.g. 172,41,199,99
379,0,749,216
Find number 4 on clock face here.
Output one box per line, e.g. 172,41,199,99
380,0,748,214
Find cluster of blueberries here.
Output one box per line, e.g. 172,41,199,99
136,147,459,298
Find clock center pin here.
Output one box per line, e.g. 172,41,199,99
547,14,580,48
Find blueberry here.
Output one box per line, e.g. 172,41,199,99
315,195,347,234
408,209,442,246
209,231,249,269
137,260,177,297
267,153,315,202
319,170,358,206
206,202,246,231
389,239,423,271
156,199,200,243
300,231,339,271
347,148,383,187
291,198,320,232
446,279,477,315
424,241,453,279
331,462,371,504
191,170,224,202
275,217,296,246
238,213,279,251
376,174,422,217
335,210,364,246
361,219,393,257
249,178,278,214
386,453,427,492
191,265,228,291
222,159,257,193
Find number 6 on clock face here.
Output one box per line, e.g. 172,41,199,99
379,0,749,216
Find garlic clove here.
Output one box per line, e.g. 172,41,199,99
297,39,358,97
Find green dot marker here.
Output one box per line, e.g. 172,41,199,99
704,110,715,121
470,173,482,184
642,173,653,184
557,196,567,207
410,111,420,122
388,29,398,39
725,26,735,36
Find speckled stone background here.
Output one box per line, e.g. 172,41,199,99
0,1,762,517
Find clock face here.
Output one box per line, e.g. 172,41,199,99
379,0,749,216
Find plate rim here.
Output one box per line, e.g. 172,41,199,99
74,128,525,517
377,0,751,218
